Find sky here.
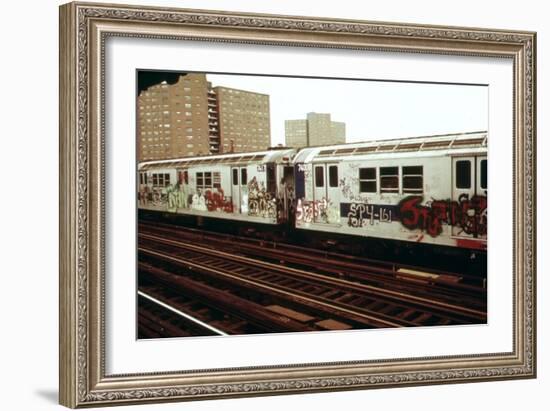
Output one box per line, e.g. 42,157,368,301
139,71,488,146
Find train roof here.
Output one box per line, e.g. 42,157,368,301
293,131,487,163
138,148,296,171
139,131,487,170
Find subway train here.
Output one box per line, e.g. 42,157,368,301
137,131,487,267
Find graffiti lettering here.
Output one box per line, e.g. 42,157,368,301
204,188,233,213
296,198,339,224
339,177,361,202
190,192,207,211
347,203,393,227
247,177,276,219
167,184,189,210
398,195,487,237
139,186,169,207
188,187,233,213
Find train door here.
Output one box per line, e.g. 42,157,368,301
451,156,487,238
231,166,248,213
477,156,488,197
313,164,325,223
231,167,241,213
280,166,295,223
475,156,488,241
313,163,339,223
326,163,340,210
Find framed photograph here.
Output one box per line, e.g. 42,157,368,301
59,1,536,408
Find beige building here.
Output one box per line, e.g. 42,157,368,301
137,74,271,161
214,86,270,154
137,73,210,161
285,112,346,148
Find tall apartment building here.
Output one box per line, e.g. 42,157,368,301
137,73,271,161
285,112,346,148
215,86,270,154
137,73,210,161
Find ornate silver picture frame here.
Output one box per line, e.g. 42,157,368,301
59,1,536,408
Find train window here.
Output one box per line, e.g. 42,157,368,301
232,168,238,185
456,160,471,189
359,167,376,193
151,173,170,187
380,167,399,193
204,172,212,187
402,166,423,193
480,159,487,189
315,166,324,187
329,166,338,187
241,168,247,185
213,172,221,188
196,171,214,190
196,172,204,188
266,164,276,193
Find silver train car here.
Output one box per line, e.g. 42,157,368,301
138,148,296,225
138,131,487,252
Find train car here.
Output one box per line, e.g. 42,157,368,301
293,131,487,253
138,148,296,225
138,131,488,266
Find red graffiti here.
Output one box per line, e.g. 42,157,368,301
204,188,233,213
178,170,188,184
399,195,487,238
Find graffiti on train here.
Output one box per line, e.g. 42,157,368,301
339,177,362,202
247,177,277,219
189,188,233,213
207,188,233,213
296,198,339,224
346,202,394,227
398,194,487,237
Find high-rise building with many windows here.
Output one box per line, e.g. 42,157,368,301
214,86,270,154
285,112,345,148
137,73,271,161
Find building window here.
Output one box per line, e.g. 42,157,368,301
359,167,377,193
380,167,399,193
456,160,471,189
315,166,324,187
241,168,247,185
402,166,423,193
328,165,338,188
480,159,487,189
232,168,238,185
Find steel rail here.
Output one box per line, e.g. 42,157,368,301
139,232,486,321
